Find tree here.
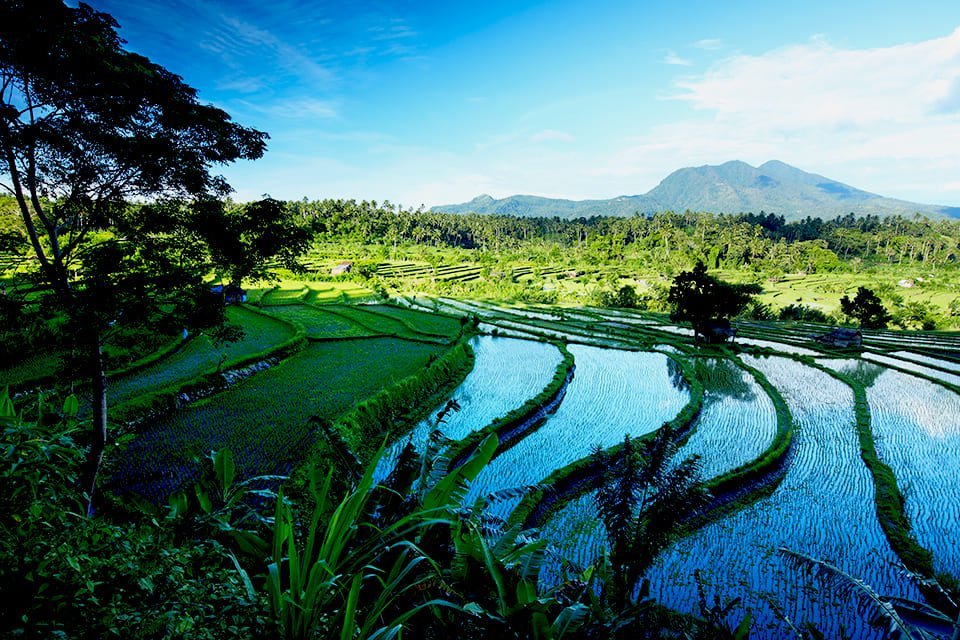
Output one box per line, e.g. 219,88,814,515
839,286,891,329
593,428,710,615
194,197,312,288
0,0,275,512
667,261,759,343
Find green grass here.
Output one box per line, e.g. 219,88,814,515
307,281,375,304
361,304,462,338
324,305,452,343
109,337,447,501
0,353,60,389
102,305,297,412
264,304,376,340
261,282,308,305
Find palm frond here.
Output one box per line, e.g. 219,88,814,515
778,547,917,639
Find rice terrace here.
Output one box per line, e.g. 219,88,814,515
4,1,960,639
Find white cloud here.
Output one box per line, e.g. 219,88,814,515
693,38,723,50
672,28,960,128
530,129,575,142
662,50,693,66
595,26,960,204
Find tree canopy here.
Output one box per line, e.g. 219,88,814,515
0,0,291,511
840,286,892,329
667,261,759,343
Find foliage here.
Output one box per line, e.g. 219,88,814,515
0,391,268,637
597,284,641,309
777,303,830,323
195,198,313,288
840,287,892,329
112,337,446,503
326,337,474,463
591,429,710,608
0,0,302,510
667,262,760,343
780,547,960,640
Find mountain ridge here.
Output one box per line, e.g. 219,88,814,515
433,160,960,221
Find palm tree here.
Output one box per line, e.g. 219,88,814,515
593,426,711,609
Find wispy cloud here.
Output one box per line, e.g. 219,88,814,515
216,14,335,85
662,50,693,66
693,38,723,50
531,129,575,142
597,26,960,203
215,76,268,94
235,97,339,120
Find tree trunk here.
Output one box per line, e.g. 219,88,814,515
82,337,108,516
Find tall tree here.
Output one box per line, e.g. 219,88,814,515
667,261,760,343
194,197,312,289
840,286,891,329
0,0,272,512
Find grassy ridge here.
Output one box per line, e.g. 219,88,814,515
331,336,476,463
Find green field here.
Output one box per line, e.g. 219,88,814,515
98,305,297,412
263,304,376,339
109,337,447,501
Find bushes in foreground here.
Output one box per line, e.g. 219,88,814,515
1,389,748,639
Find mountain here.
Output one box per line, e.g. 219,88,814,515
433,160,960,221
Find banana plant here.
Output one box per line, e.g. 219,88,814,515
780,547,960,640
255,436,499,639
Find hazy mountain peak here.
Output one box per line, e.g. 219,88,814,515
433,161,958,221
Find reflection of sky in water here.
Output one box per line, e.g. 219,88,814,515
863,352,960,387
676,358,778,479
651,325,694,336
541,356,919,639
466,345,689,515
375,336,561,481
890,350,960,374
863,367,960,576
737,337,820,356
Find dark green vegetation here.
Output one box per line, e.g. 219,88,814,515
255,198,960,329
104,305,301,422
0,0,311,512
667,262,760,342
110,337,447,502
433,160,960,221
841,286,894,329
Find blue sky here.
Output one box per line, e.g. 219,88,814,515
85,0,960,207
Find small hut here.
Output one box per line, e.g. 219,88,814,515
211,284,247,304
331,261,353,276
696,318,736,344
813,327,862,348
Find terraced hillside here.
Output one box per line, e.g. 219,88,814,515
8,290,960,638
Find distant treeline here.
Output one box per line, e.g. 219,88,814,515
292,198,960,272
4,194,957,273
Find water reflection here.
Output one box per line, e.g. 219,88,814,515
668,356,756,402
819,358,884,389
